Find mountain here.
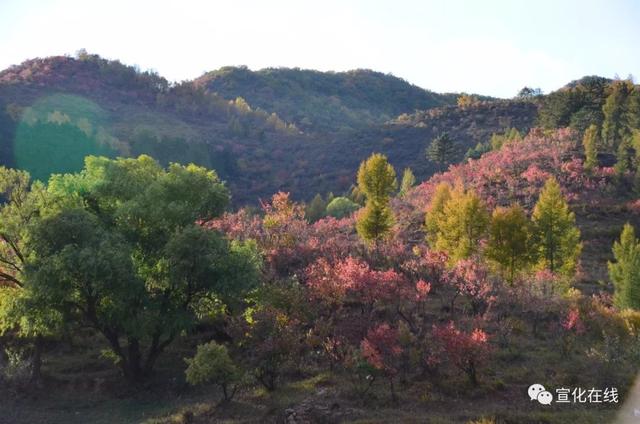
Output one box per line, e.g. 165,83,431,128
195,66,463,132
0,53,535,204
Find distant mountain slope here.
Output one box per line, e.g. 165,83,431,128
195,66,463,131
0,54,537,204
296,100,538,196
0,54,303,203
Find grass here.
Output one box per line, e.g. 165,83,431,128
0,325,630,424
1,281,636,424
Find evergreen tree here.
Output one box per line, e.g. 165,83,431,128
614,136,635,176
582,124,599,172
489,128,522,151
629,87,640,130
306,193,327,223
435,183,489,261
348,185,365,206
425,182,452,246
531,177,582,276
608,223,640,310
355,153,397,244
486,204,533,283
427,132,457,172
399,167,416,197
602,80,634,149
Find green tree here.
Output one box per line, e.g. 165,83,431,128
582,124,599,172
424,182,452,246
399,167,416,197
615,136,635,176
464,141,491,160
517,87,543,99
326,196,359,219
305,193,327,223
355,153,397,244
629,87,640,130
427,132,457,172
608,223,640,310
24,156,261,382
185,341,244,401
486,204,532,283
0,167,60,383
531,177,582,276
435,183,489,261
489,128,522,151
602,80,634,149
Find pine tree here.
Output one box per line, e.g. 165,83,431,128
425,182,452,246
399,168,416,197
427,132,457,172
531,177,582,276
608,223,640,310
582,124,599,172
602,80,634,149
435,183,489,261
486,204,532,283
355,153,397,244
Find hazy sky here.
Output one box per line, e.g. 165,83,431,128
1,0,638,97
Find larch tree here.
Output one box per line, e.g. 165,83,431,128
435,183,489,262
582,124,599,172
602,79,634,149
399,167,416,198
355,153,397,244
614,135,635,176
424,182,452,246
629,87,640,130
486,204,533,283
531,177,582,277
608,223,640,310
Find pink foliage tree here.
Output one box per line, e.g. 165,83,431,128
431,321,492,386
361,323,403,402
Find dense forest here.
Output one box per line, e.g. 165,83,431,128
195,66,462,131
1,52,640,423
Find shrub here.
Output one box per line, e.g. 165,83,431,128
326,196,359,219
185,341,243,401
234,307,303,391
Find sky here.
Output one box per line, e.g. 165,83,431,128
0,0,639,98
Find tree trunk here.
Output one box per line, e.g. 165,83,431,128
124,338,144,383
30,335,43,385
389,377,398,405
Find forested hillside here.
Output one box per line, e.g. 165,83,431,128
4,51,640,424
195,66,461,131
0,53,529,204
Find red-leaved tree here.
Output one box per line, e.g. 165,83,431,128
431,321,491,386
361,323,403,402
